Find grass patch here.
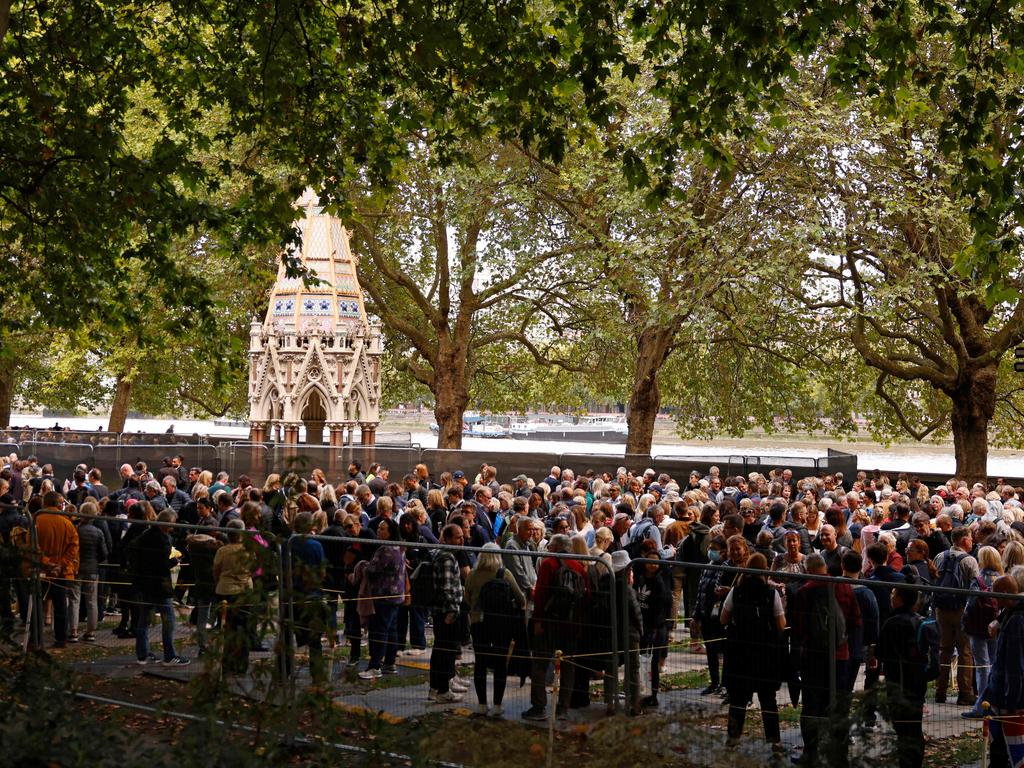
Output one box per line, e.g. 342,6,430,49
925,733,983,768
661,668,711,690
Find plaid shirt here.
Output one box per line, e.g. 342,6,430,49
433,551,464,615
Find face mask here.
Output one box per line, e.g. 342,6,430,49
707,550,721,562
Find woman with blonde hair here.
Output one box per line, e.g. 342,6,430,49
197,470,213,488
465,542,526,717
963,546,1004,717
1003,540,1024,570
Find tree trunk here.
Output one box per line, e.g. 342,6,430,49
949,365,997,485
432,340,470,450
108,374,132,433
0,363,14,430
624,324,676,456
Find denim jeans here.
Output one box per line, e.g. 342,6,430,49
397,604,427,650
136,597,178,661
367,601,399,670
47,579,69,645
969,634,997,699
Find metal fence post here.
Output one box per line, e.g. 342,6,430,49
277,537,296,745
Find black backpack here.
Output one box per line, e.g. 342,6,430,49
805,586,847,651
410,552,442,608
543,562,585,620
479,567,517,623
933,552,967,611
904,613,940,684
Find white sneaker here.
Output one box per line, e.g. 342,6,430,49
427,688,439,701
488,705,503,719
435,690,463,703
450,678,469,693
402,648,427,658
358,668,382,680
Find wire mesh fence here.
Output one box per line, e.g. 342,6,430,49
0,502,1004,767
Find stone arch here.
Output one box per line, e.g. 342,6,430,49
297,383,331,445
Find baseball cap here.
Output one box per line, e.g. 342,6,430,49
453,471,465,479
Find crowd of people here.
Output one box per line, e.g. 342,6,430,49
2,454,1024,767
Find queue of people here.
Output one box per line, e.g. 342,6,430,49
3,454,1024,767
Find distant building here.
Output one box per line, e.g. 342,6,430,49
247,190,382,445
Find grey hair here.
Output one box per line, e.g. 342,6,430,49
474,542,504,572
226,518,245,542
547,533,571,553
145,480,161,493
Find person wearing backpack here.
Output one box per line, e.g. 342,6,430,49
932,527,980,704
522,533,589,722
977,574,1024,768
961,545,1003,718
427,524,466,704
720,552,787,753
465,542,526,718
874,582,938,768
791,554,861,767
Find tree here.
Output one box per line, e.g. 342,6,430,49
349,142,580,448
782,76,1024,482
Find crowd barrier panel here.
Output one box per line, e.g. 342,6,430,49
2,506,999,765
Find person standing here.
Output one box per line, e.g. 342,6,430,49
873,583,937,768
979,575,1024,768
522,533,588,721
74,503,108,642
720,551,786,752
465,542,526,717
428,524,466,703
34,491,79,649
932,527,979,704
131,510,189,665
791,554,861,767
358,517,406,680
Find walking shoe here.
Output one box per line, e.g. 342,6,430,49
401,647,427,658
358,668,382,680
521,705,546,721
487,705,503,719
956,694,975,706
961,710,985,719
165,656,191,666
450,678,469,693
381,664,399,675
427,688,439,701
136,654,157,665
68,635,79,643
641,694,659,708
471,703,487,717
82,633,96,642
555,705,568,721
700,684,719,696
435,690,463,703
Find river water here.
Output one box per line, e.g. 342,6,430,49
11,415,1022,478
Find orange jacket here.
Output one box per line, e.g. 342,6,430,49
34,509,80,580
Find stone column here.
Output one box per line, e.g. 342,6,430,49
359,423,376,446
328,422,345,447
249,421,268,443
283,422,301,444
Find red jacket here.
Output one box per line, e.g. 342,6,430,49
532,556,589,627
792,579,861,661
